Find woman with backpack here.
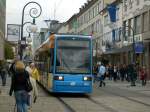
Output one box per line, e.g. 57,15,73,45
9,61,32,112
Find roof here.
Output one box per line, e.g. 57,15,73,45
35,34,92,53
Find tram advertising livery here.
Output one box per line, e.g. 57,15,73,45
34,34,93,93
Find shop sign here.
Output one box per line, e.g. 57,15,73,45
134,42,144,53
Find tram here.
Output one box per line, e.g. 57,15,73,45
34,34,93,93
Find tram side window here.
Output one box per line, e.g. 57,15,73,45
40,55,45,73
49,48,54,72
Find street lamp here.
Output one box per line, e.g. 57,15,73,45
25,24,37,44
123,25,135,64
20,1,42,60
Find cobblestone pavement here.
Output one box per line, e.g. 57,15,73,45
0,77,150,112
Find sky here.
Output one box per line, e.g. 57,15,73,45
6,0,87,29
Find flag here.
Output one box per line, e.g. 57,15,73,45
112,29,115,42
107,4,117,22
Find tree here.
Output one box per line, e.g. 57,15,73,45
4,42,14,59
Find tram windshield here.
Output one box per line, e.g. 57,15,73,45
56,39,91,74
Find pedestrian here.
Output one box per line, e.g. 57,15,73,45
9,60,33,112
113,65,118,82
0,60,7,86
108,64,113,80
25,66,38,111
119,64,126,82
98,63,106,87
105,65,109,78
139,66,147,86
9,59,18,76
30,63,40,81
127,64,136,86
93,64,99,83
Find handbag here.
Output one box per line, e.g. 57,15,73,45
25,78,33,92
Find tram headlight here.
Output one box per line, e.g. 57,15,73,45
54,76,64,81
83,76,92,81
58,76,63,80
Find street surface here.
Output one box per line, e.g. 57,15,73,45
0,77,150,112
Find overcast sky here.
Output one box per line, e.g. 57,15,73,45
6,0,87,28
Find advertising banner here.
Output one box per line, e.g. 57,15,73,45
7,24,20,43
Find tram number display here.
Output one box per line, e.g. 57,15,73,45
70,82,76,86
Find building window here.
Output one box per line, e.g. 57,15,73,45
143,12,148,32
87,12,89,22
92,7,94,18
136,0,139,5
90,10,92,20
123,21,128,41
128,19,131,36
124,0,127,11
116,6,119,20
127,18,134,37
96,20,99,33
98,1,102,12
96,4,99,15
84,14,87,23
114,28,121,42
104,15,109,25
134,15,141,34
93,7,95,17
129,0,133,9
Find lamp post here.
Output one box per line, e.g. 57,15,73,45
20,1,42,60
123,25,135,64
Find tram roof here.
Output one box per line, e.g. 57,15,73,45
35,34,92,53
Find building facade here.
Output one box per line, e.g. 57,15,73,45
122,0,150,79
0,0,6,60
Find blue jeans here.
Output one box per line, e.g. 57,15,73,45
15,90,28,112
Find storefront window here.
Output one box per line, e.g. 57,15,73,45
143,12,148,32
134,15,141,34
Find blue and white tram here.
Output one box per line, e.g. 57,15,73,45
35,34,93,93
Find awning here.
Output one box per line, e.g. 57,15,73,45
104,45,133,54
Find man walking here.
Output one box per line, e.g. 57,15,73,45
98,63,106,87
127,64,136,86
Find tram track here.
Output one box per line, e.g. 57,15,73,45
56,96,76,112
101,87,150,107
38,83,76,112
38,82,125,112
53,92,120,112
54,93,119,112
85,95,119,112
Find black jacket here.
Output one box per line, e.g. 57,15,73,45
9,70,29,95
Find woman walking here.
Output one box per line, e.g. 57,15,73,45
139,66,147,86
30,63,40,81
9,61,32,112
26,66,38,111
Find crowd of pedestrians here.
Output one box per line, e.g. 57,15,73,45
93,63,148,87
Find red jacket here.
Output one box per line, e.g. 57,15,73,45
140,70,147,80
